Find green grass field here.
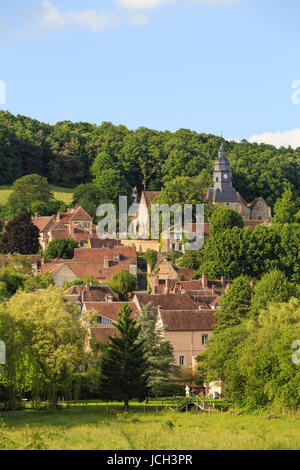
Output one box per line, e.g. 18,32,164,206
0,185,74,205
1,400,300,450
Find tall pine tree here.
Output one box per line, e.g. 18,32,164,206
135,303,174,398
99,304,148,411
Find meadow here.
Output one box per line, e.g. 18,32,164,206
1,400,300,450
0,185,74,205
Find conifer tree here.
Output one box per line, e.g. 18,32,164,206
135,303,174,397
99,304,148,411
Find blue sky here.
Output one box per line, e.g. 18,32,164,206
1,0,300,147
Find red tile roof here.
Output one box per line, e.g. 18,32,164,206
33,216,54,232
143,191,161,207
159,309,217,331
92,327,119,343
84,301,139,321
244,220,266,227
135,293,198,311
176,267,196,280
70,206,93,221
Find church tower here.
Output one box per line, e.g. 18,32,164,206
206,144,239,204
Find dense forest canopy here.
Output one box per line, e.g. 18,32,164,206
0,110,300,207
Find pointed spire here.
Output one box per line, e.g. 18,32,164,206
218,143,226,160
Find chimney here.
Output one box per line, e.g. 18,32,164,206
212,285,215,294
202,273,208,288
221,276,226,287
35,212,39,218
104,257,110,269
57,212,61,222
85,282,90,292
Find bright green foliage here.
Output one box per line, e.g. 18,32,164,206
135,303,174,396
0,211,40,255
99,304,148,410
145,249,158,270
154,173,208,207
109,270,137,301
63,275,99,289
176,250,204,270
23,272,55,293
93,169,132,207
215,276,254,331
195,224,299,281
0,289,89,408
72,183,106,218
273,187,297,224
8,174,54,210
249,270,297,318
0,281,9,302
209,205,244,237
91,152,115,179
199,298,300,409
45,239,79,260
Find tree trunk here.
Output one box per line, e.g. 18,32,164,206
124,399,129,412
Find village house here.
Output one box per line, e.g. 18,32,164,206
33,205,94,250
78,273,232,375
41,246,137,288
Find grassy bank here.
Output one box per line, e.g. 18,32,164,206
0,185,74,205
1,401,300,450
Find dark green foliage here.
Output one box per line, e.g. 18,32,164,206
109,270,137,301
8,174,54,210
1,111,299,207
99,304,148,410
209,205,244,237
135,303,174,396
0,269,26,296
0,211,40,255
45,239,79,260
148,383,185,398
72,183,105,218
30,200,67,217
93,169,132,207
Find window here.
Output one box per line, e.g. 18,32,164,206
202,335,208,346
98,316,112,325
179,355,185,366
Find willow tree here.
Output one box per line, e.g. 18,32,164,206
1,289,89,408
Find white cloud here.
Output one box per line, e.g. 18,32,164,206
20,1,118,35
249,129,300,149
118,0,166,9
23,1,65,31
128,13,149,25
66,10,118,32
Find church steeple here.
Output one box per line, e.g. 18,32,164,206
206,144,239,203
